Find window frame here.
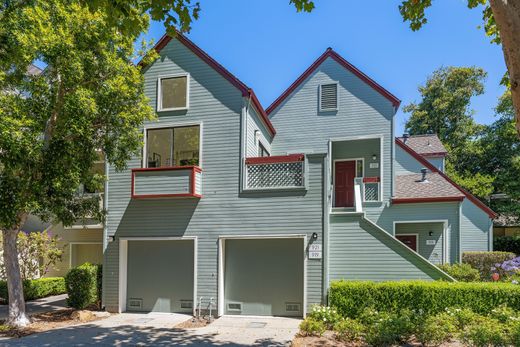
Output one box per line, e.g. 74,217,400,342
142,121,202,168
258,141,270,157
157,73,190,112
318,82,339,112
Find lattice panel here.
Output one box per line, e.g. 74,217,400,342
364,182,379,201
246,162,304,189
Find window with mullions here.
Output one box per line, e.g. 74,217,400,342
146,125,200,168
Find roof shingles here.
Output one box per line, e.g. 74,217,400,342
397,134,447,156
394,173,464,201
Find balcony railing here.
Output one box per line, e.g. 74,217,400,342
245,154,305,190
354,177,380,202
131,166,202,198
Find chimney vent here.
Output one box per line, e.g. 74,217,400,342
403,133,410,143
420,168,428,182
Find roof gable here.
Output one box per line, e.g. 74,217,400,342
266,48,401,115
395,139,496,218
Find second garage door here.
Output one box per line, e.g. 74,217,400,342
126,239,194,313
224,238,304,317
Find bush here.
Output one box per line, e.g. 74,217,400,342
417,312,456,346
0,277,65,303
509,321,520,346
462,251,516,280
462,316,508,347
329,280,520,318
363,310,414,346
490,304,518,324
299,318,326,337
494,236,520,255
438,263,480,282
333,318,364,342
307,305,341,329
65,263,102,309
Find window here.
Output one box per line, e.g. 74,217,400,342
146,125,200,168
319,83,338,111
356,159,363,177
258,142,270,157
158,75,189,111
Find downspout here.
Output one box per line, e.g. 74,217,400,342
458,200,463,263
322,141,331,304
239,95,251,193
390,113,395,199
101,159,109,309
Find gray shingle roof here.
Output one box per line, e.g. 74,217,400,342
395,172,464,200
397,134,447,156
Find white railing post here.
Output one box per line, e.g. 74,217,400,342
354,178,363,212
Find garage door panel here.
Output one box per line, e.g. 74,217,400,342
126,240,194,313
224,238,304,317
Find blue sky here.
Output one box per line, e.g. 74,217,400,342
145,0,506,134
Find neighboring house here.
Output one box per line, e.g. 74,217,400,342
101,33,496,317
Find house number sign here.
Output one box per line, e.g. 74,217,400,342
309,244,322,259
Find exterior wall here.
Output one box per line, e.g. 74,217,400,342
375,202,460,264
395,144,425,175
395,222,444,264
104,39,324,313
460,199,492,254
329,215,447,281
426,157,444,172
46,225,103,277
246,106,272,157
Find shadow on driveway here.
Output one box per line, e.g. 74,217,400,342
0,294,68,320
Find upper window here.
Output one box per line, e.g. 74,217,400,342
146,125,200,167
158,75,189,111
258,142,270,157
319,83,338,111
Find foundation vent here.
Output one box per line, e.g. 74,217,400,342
128,298,143,309
227,302,242,312
285,302,301,312
180,300,193,309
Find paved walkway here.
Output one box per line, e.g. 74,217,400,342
0,294,68,320
0,313,301,346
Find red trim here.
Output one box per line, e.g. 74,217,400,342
137,33,276,137
392,196,464,204
131,166,202,199
395,139,497,218
266,48,401,114
245,154,304,165
363,176,380,183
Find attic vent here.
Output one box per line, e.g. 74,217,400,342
128,298,143,309
319,83,338,111
180,300,193,309
285,302,301,312
227,302,242,312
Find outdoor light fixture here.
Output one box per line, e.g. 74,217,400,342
312,232,318,240
109,235,116,242
429,231,433,236
372,154,377,161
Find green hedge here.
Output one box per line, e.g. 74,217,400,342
329,281,520,318
494,236,520,255
0,277,66,303
65,263,102,309
462,251,516,280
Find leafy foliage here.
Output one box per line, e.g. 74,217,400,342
329,280,520,318
438,263,480,282
0,277,65,303
307,305,341,329
0,231,63,280
362,309,415,346
65,263,102,309
299,318,326,337
462,316,509,347
333,318,364,342
462,251,516,280
495,236,520,255
416,311,456,346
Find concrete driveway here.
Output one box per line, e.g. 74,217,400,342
0,313,301,346
0,294,68,320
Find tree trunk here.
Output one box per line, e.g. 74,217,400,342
489,0,520,137
2,227,30,327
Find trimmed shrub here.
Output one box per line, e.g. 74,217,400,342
462,251,516,280
299,318,326,337
65,263,102,309
438,263,480,282
333,318,364,342
494,235,520,255
417,312,456,346
0,277,66,303
329,280,520,318
307,305,341,329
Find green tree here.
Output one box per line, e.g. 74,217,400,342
404,66,490,189
399,0,520,138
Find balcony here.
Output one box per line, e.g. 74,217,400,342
245,154,305,190
355,177,381,202
131,166,202,198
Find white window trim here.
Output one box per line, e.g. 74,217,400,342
68,242,103,269
142,120,203,168
157,73,190,112
393,220,449,264
319,82,339,112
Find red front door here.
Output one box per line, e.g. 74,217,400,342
334,161,356,207
396,235,418,252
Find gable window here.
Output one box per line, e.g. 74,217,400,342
145,125,200,168
319,83,338,111
258,142,270,157
158,74,189,111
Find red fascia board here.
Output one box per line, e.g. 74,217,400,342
392,196,464,204
395,139,497,218
245,154,304,165
363,177,380,183
266,48,401,115
131,166,202,199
